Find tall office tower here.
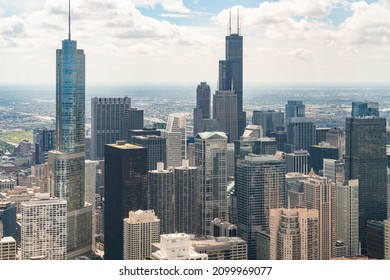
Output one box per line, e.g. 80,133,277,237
323,159,344,183
236,154,286,259
148,162,174,234
285,100,305,128
315,128,330,145
123,210,160,260
21,194,67,260
152,233,208,260
90,97,131,160
285,150,310,174
48,4,93,258
133,135,166,171
336,179,359,257
104,141,148,260
213,90,238,142
85,160,99,249
326,127,345,160
212,218,237,237
174,159,199,234
308,142,339,174
241,124,263,139
302,176,336,260
270,208,319,260
195,132,228,236
352,101,379,118
122,108,144,142
33,127,55,164
219,12,246,137
161,114,186,168
193,82,211,136
252,110,284,137
0,200,16,242
0,236,16,260
286,117,316,153
345,112,387,252
271,130,287,151
366,220,385,259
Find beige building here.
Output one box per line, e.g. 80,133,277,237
0,236,17,260
270,208,319,260
123,210,160,260
151,233,208,260
191,236,247,260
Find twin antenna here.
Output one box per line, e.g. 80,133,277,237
228,8,241,35
68,0,71,40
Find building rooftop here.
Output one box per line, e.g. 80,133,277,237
106,141,143,150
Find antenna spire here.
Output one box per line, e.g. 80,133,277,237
237,8,240,35
68,0,71,40
229,8,232,35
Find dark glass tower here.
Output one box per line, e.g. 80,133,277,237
219,12,246,137
193,82,211,136
345,108,387,252
104,142,148,260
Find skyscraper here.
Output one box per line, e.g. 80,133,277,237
133,135,166,171
48,2,93,258
236,154,286,259
285,100,305,128
219,11,246,137
213,90,238,142
33,127,55,165
90,97,131,160
0,200,16,242
161,114,186,168
286,117,316,153
104,141,148,260
148,162,174,234
21,194,67,260
252,110,284,137
345,109,387,252
270,208,319,260
195,132,228,235
193,82,211,136
123,210,160,260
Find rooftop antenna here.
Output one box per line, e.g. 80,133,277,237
68,0,71,40
229,8,232,35
237,7,240,35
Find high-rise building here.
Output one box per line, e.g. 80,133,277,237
285,150,310,174
252,110,284,137
161,114,186,168
308,142,339,174
218,12,246,137
302,176,336,260
315,128,330,145
0,200,17,242
285,100,305,128
236,154,286,259
193,82,211,136
195,132,228,236
148,162,174,234
133,135,166,171
336,179,359,257
366,220,385,259
325,127,345,160
352,101,379,118
47,4,93,258
33,127,55,165
345,113,387,251
122,108,144,142
0,236,16,260
190,236,247,260
323,159,344,184
85,160,99,249
21,194,67,260
104,141,148,260
213,90,238,142
123,210,160,260
270,208,319,260
90,97,131,160
286,117,316,153
174,159,199,234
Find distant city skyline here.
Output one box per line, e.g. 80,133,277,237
1,0,390,86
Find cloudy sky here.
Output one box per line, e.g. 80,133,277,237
1,0,390,86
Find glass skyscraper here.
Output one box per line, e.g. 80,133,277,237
48,5,92,259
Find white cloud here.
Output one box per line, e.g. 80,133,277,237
131,0,190,14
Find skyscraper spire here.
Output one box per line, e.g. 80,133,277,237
237,8,240,35
68,0,71,40
229,8,232,35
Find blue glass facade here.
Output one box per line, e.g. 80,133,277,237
0,201,17,241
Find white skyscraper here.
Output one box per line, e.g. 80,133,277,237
161,114,186,168
123,210,160,260
21,194,67,260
